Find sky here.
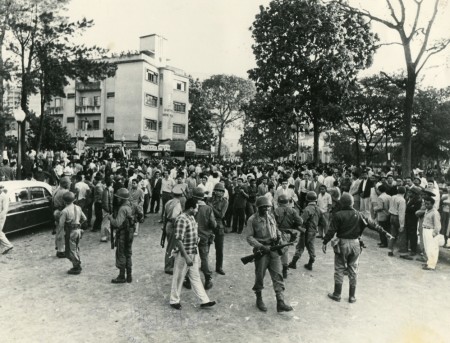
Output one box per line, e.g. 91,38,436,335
66,0,450,151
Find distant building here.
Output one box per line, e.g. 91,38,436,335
45,34,190,146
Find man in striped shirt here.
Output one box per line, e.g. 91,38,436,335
169,198,216,310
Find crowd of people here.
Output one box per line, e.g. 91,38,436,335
1,146,449,310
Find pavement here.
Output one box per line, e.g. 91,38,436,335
1,214,450,343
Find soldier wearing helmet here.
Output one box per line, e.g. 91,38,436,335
288,191,324,271
274,194,304,279
59,192,87,275
208,182,229,275
53,176,72,258
108,188,135,284
243,196,293,313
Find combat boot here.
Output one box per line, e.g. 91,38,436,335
327,283,342,302
276,293,293,313
204,276,213,290
288,256,299,269
126,268,132,283
255,291,267,312
349,285,356,303
111,269,126,284
282,265,288,279
304,258,314,271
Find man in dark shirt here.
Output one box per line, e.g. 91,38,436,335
232,178,248,233
322,193,392,303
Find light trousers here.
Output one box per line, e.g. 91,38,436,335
0,216,13,250
423,229,439,269
100,209,110,241
170,252,210,305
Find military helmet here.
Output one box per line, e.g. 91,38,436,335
115,188,130,200
214,183,225,192
62,191,75,203
306,191,317,202
278,194,289,204
192,187,205,200
256,196,272,208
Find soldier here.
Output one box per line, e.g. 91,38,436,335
53,177,71,258
288,191,323,271
209,182,229,275
243,196,293,313
162,188,183,274
322,193,393,303
108,188,135,284
274,194,304,279
59,192,86,275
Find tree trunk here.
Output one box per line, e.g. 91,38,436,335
313,116,320,166
36,96,46,151
0,26,6,158
401,68,416,177
355,136,360,167
217,127,223,158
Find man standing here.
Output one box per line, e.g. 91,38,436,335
373,184,391,248
274,194,304,278
243,196,293,313
92,174,104,232
159,170,175,223
209,183,229,275
59,192,86,275
150,171,162,214
53,177,71,258
0,184,13,254
358,169,373,215
257,176,269,196
192,187,217,290
317,185,332,238
421,196,441,270
129,179,144,236
388,186,407,257
299,173,311,208
232,177,248,234
108,188,135,284
274,180,298,209
169,198,216,310
323,193,392,303
100,178,114,243
0,160,15,181
288,191,323,271
162,188,183,275
400,186,423,259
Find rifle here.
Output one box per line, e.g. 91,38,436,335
241,242,293,265
110,225,114,249
160,219,167,248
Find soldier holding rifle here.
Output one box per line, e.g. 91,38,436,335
322,193,393,303
243,196,293,313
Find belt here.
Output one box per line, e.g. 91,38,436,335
423,227,433,230
339,238,359,241
162,191,171,194
390,214,399,216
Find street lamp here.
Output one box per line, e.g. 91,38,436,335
13,108,26,180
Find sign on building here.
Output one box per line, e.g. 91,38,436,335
185,140,196,153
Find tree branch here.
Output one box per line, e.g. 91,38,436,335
416,39,450,75
386,0,401,25
408,0,423,41
335,1,398,30
414,0,440,67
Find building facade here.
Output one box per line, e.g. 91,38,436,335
45,34,190,145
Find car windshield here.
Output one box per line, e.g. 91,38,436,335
10,188,29,203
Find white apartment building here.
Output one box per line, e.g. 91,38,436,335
46,34,190,146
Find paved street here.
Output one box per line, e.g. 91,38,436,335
1,215,450,343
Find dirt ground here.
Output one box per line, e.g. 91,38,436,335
1,214,450,343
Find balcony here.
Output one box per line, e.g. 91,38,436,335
75,129,104,138
45,107,63,115
75,81,101,91
75,105,101,114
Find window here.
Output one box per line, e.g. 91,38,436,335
94,96,100,106
106,117,114,123
55,98,62,107
144,119,157,131
173,124,186,134
107,92,115,98
173,102,186,113
145,93,158,107
67,93,75,99
11,188,28,203
30,187,45,200
67,117,75,123
174,80,186,92
145,69,158,84
93,120,100,130
80,97,87,106
159,98,163,106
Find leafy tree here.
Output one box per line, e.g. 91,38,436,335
336,0,450,177
249,0,377,165
202,74,255,158
240,93,297,161
188,78,216,150
8,0,116,153
26,113,72,152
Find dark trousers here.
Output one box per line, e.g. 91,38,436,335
245,202,255,224
378,220,390,246
93,202,102,230
232,208,246,233
161,192,173,219
164,231,176,273
150,195,160,213
294,229,316,262
334,238,360,286
406,221,418,254
214,234,224,269
198,237,212,278
143,194,150,215
86,202,93,227
224,200,233,227
115,227,134,269
253,250,284,293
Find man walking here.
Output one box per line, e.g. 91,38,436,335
53,177,71,258
209,182,229,275
0,184,13,254
169,198,216,310
162,188,183,274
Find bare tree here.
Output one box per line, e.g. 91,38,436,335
336,0,450,175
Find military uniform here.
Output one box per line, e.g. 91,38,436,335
59,202,86,273
163,196,183,273
209,193,229,273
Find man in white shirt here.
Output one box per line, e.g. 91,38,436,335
317,185,332,238
274,180,298,209
323,170,335,189
160,170,175,223
0,184,13,254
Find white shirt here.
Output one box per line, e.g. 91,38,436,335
75,182,90,200
317,192,332,213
